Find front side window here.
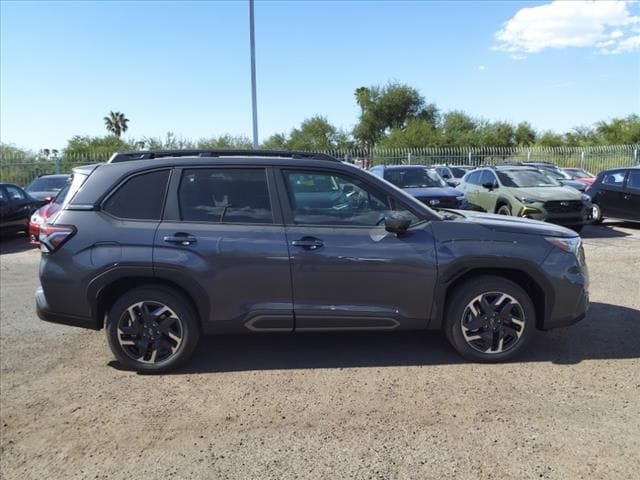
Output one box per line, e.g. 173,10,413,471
283,170,418,226
5,185,26,201
103,170,170,220
480,170,498,186
601,170,626,187
466,171,482,185
178,168,273,224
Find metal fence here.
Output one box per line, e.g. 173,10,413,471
1,145,638,187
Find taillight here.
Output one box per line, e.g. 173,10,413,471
39,225,76,253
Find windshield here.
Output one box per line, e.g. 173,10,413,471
539,167,571,180
26,176,68,192
384,168,446,188
565,169,593,179
497,170,562,188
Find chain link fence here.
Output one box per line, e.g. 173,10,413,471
1,145,638,187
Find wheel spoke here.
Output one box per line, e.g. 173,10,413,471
479,297,494,314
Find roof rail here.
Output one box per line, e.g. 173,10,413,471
107,149,339,163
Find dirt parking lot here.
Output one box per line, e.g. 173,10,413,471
1,222,639,480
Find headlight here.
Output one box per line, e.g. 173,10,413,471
30,212,43,225
515,196,540,205
545,236,581,254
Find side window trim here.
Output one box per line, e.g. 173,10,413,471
100,168,171,222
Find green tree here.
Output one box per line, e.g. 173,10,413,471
379,119,438,149
261,133,288,150
595,115,640,144
197,134,252,149
63,135,136,165
537,131,564,147
287,116,343,151
514,122,536,146
441,111,479,146
103,111,130,138
480,121,516,147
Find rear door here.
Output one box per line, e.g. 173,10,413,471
460,170,482,209
154,166,293,332
622,169,640,221
277,167,437,331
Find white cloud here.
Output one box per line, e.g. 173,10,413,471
494,1,640,56
478,65,486,71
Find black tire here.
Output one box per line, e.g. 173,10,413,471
444,275,535,363
591,203,603,224
106,287,200,373
496,203,511,216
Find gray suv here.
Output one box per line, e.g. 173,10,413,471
36,150,589,372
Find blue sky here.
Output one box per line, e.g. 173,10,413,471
1,0,639,150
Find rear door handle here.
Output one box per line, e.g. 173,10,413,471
164,234,197,246
291,236,324,250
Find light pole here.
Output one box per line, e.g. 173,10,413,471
249,0,259,149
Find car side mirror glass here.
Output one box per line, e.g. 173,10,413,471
482,181,497,190
384,215,411,235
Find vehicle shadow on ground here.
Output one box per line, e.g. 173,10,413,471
581,222,635,239
0,233,35,255
128,301,638,375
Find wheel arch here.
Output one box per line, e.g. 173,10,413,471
91,274,207,330
431,263,551,332
494,197,512,214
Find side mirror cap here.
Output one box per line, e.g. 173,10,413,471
384,215,411,235
482,181,497,190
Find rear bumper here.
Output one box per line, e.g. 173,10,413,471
36,286,99,330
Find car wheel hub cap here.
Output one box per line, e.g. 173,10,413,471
460,292,526,354
117,301,183,364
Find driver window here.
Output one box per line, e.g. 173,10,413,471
283,170,418,226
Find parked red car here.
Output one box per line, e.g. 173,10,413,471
28,182,69,245
562,168,595,185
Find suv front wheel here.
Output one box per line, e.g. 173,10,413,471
445,276,535,362
106,287,201,373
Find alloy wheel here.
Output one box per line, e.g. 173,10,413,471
116,301,184,364
460,291,526,354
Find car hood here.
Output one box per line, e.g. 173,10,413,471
404,186,462,198
449,209,578,238
506,186,583,201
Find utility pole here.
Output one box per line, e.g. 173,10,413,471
249,0,259,149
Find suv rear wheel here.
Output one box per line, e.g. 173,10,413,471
496,203,511,216
445,276,535,362
106,287,200,373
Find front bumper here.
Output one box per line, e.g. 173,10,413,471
36,286,99,330
518,206,589,226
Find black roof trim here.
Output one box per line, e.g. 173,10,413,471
108,149,339,163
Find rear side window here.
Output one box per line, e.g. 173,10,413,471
103,170,170,220
178,168,273,224
627,170,640,190
601,170,626,187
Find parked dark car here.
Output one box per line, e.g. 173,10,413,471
369,165,467,209
587,166,640,223
434,165,476,187
0,183,43,234
37,150,588,372
25,174,70,202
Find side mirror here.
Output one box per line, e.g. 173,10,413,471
442,173,451,179
482,181,497,190
384,215,411,235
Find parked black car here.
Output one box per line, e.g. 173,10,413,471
25,174,71,202
0,183,43,234
369,165,468,209
587,166,640,223
36,150,588,372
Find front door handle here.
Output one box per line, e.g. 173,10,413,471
291,236,324,250
164,233,197,246
624,194,631,200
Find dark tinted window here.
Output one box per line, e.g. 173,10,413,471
103,170,169,220
5,185,26,201
179,169,272,224
627,170,640,190
384,168,446,188
466,171,482,185
601,170,626,187
283,170,419,226
26,176,69,193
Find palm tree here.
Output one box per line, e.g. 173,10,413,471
104,111,130,138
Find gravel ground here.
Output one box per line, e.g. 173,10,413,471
1,222,639,480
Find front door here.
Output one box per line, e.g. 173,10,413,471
278,168,438,331
597,169,628,218
623,169,640,221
